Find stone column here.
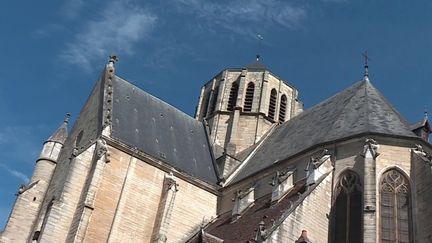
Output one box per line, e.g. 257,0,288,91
151,173,179,243
361,138,379,243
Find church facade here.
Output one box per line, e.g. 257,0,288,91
1,57,431,243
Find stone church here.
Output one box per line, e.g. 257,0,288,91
1,56,432,243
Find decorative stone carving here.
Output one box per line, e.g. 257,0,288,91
270,170,293,203
95,139,108,160
361,138,380,158
306,149,332,186
295,230,312,243
164,172,179,192
232,187,255,218
412,144,432,169
254,220,267,242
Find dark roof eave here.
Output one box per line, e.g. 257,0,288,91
228,132,427,187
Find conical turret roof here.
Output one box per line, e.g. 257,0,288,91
47,116,69,144
232,79,417,182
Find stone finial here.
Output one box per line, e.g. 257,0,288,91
64,113,71,124
164,172,179,191
295,230,312,243
254,220,267,242
95,138,108,161
361,138,380,158
412,144,432,163
108,55,118,64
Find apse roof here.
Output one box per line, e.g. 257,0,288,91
110,76,218,184
231,79,417,183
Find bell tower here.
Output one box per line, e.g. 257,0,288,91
196,59,303,177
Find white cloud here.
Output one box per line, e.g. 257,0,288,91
0,163,29,184
173,0,306,36
60,1,157,70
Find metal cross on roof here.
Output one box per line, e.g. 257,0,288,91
362,51,370,78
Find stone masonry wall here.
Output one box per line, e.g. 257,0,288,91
83,145,217,243
266,172,333,243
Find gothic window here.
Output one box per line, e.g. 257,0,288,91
209,88,219,114
380,169,411,243
332,170,362,243
243,82,255,112
279,94,287,122
202,93,210,117
227,82,239,111
268,89,277,120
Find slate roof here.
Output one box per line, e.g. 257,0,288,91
231,79,417,183
110,76,218,184
47,120,69,144
204,174,329,242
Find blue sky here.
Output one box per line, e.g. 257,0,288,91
1,0,432,228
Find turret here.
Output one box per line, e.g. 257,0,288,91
30,114,69,184
1,115,69,243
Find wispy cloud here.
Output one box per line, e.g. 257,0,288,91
60,1,157,70
0,163,29,184
0,125,43,164
172,0,306,36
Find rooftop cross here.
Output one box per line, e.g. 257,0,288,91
256,34,264,61
64,113,71,124
362,51,370,79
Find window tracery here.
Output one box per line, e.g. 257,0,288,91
380,169,411,243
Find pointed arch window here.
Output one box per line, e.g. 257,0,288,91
202,93,210,117
380,169,412,243
279,94,287,122
268,89,277,120
227,82,239,111
209,88,219,114
332,170,362,243
243,82,255,112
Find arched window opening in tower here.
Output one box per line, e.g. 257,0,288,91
380,169,412,243
279,94,287,122
227,82,239,111
332,170,362,243
268,89,277,120
244,82,255,112
202,93,210,117
209,88,219,114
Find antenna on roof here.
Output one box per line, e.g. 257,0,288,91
362,51,371,80
256,34,264,61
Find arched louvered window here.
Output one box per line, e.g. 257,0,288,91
209,88,219,114
279,94,287,122
268,89,277,120
380,169,412,243
332,170,362,243
227,82,239,111
202,93,210,117
243,82,255,112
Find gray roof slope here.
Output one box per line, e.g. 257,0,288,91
232,79,417,183
111,76,218,184
47,120,69,144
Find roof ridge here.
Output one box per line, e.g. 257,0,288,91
364,80,415,134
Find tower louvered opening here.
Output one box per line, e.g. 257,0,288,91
202,93,210,117
268,89,277,120
380,169,412,243
244,82,255,112
279,94,287,122
209,88,219,114
227,82,239,111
